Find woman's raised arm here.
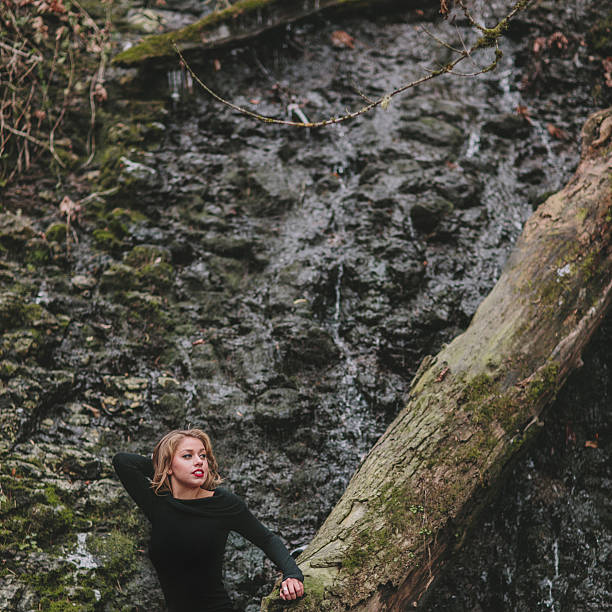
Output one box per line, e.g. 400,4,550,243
113,452,156,520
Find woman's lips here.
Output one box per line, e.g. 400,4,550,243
192,469,204,477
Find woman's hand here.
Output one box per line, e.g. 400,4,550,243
279,577,304,600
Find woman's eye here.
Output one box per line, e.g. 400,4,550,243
183,454,191,459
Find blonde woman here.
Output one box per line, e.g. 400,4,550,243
113,429,305,611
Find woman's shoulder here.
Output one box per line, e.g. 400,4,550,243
214,487,243,502
212,487,248,513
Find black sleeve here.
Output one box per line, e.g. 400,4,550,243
231,498,304,582
112,452,156,521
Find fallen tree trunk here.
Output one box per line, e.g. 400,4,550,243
261,108,612,611
112,0,415,67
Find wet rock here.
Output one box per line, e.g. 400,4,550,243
126,8,168,34
204,235,259,259
409,195,454,232
124,243,171,265
45,223,68,243
399,116,464,148
253,388,304,425
483,113,532,138
433,172,483,209
100,262,139,292
273,317,340,373
117,155,160,194
0,212,35,254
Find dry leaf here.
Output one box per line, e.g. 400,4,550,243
533,36,547,54
94,82,108,102
330,30,355,49
547,123,569,140
59,195,81,223
439,0,449,16
549,31,569,50
213,58,221,71
516,104,533,124
585,440,598,449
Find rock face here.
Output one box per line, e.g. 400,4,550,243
1,1,611,611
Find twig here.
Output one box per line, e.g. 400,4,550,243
0,40,41,61
77,186,120,205
418,24,463,54
2,123,49,150
175,0,531,128
49,44,75,167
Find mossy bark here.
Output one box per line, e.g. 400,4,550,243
261,108,612,611
112,0,412,66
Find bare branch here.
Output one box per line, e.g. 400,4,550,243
418,25,463,55
178,0,531,128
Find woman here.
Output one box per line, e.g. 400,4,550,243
113,429,305,611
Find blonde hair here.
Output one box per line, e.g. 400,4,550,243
151,429,223,495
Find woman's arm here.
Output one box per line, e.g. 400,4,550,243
231,498,304,598
112,452,156,520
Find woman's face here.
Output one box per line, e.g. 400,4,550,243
168,436,209,492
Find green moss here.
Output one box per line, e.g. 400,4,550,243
123,291,170,326
100,263,139,292
124,244,171,267
113,0,273,65
526,361,559,406
45,223,68,243
89,529,137,575
341,483,425,573
0,475,74,556
586,10,612,55
25,238,51,265
92,228,123,252
140,261,174,292
460,373,518,431
580,252,597,282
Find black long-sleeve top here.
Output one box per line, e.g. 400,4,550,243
113,453,303,612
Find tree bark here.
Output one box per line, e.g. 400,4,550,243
112,0,417,67
261,108,612,611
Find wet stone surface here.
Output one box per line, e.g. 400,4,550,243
1,0,611,610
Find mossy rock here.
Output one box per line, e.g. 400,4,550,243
0,212,36,253
25,237,51,265
123,291,169,325
124,244,171,267
0,293,58,333
139,261,174,293
109,207,147,225
45,223,68,243
100,263,140,293
89,529,137,575
93,228,124,252
587,10,612,55
105,121,145,146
